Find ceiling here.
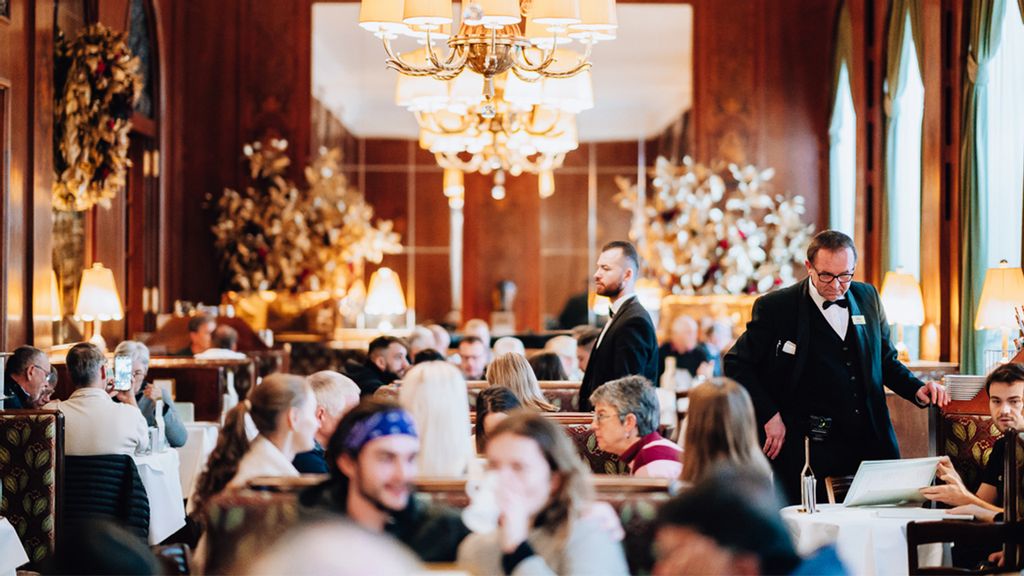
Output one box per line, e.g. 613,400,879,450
312,3,693,142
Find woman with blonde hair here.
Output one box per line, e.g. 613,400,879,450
680,377,772,484
486,352,556,412
458,412,628,575
192,374,319,513
399,361,473,476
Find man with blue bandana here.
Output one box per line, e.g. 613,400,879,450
300,399,470,561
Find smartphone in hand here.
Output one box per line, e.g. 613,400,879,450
113,355,133,392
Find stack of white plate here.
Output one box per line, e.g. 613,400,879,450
943,374,986,400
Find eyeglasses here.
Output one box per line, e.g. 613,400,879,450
812,267,855,284
32,365,58,386
592,412,622,424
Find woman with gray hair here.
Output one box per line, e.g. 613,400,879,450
590,376,682,478
114,340,188,447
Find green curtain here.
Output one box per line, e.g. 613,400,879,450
881,0,923,274
829,1,854,232
830,1,855,113
960,0,1007,375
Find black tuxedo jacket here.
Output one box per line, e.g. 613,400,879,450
579,295,659,411
723,278,924,459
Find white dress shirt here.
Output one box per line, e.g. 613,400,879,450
45,387,149,456
226,436,299,489
808,281,849,339
596,293,637,349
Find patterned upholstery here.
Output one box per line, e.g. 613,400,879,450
939,414,1001,492
544,388,581,412
564,424,630,475
202,489,301,574
0,410,63,567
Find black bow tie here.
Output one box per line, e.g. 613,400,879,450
822,299,848,310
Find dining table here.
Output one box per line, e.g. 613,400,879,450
134,448,187,545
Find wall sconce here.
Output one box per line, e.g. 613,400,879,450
975,260,1024,363
880,268,924,362
365,267,407,330
74,263,123,351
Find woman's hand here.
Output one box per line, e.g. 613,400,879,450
143,383,163,402
496,477,533,553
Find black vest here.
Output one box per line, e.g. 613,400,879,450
795,296,872,441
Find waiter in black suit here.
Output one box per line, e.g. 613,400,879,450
579,241,659,411
724,230,949,503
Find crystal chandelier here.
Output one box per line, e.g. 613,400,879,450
359,0,617,109
399,68,580,200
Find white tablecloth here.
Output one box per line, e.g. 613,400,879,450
134,449,186,545
176,422,220,500
782,504,947,576
0,517,29,575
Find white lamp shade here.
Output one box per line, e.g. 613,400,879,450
75,263,123,321
44,269,62,322
524,17,572,46
365,267,408,315
447,70,485,107
360,0,409,33
405,22,451,40
403,0,453,26
503,72,544,108
880,269,925,326
571,0,616,30
395,50,449,110
474,0,522,26
529,0,581,26
975,261,1024,330
541,70,593,112
591,293,610,316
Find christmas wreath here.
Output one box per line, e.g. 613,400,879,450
53,24,142,212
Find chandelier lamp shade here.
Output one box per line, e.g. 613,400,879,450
359,0,617,106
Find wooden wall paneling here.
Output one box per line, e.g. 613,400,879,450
689,0,836,233
239,0,311,176
462,171,542,332
96,0,129,29
175,0,242,304
919,0,943,360
31,0,55,349
939,0,964,363
90,179,127,343
540,171,589,327
849,0,870,272
0,80,8,352
1,0,32,349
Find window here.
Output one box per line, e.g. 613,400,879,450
887,14,924,360
981,0,1024,361
829,62,857,239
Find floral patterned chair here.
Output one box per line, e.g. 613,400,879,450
564,423,630,475
939,413,1002,493
202,489,301,573
0,409,64,568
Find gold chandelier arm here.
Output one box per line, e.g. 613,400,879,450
516,40,598,77
436,152,483,173
511,67,543,83
424,29,470,74
523,108,561,136
513,42,558,73
381,36,466,79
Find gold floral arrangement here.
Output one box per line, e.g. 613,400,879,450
615,156,814,295
210,140,402,293
53,24,142,212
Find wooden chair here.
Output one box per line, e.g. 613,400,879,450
825,475,854,504
0,410,64,568
907,521,1024,575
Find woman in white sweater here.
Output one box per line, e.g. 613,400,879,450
192,373,318,513
458,412,629,575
